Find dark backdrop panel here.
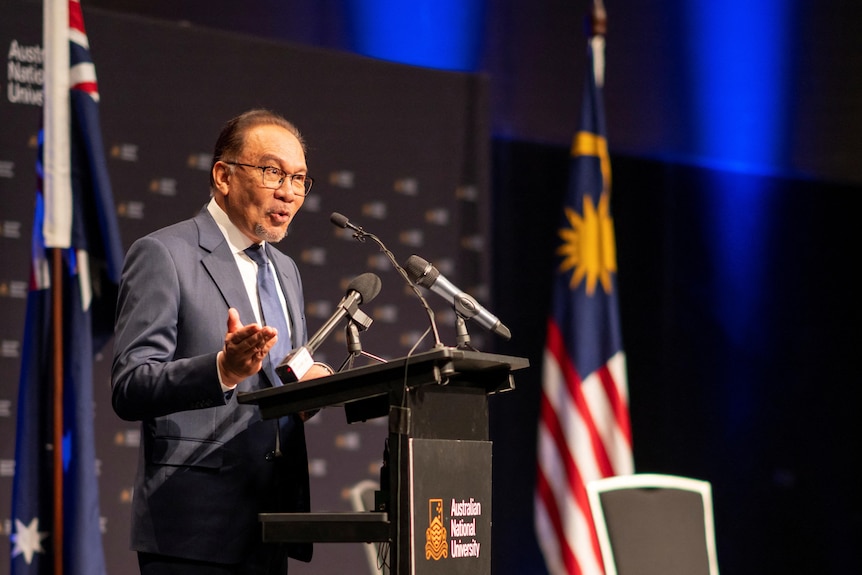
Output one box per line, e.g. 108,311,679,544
1,6,490,574
490,139,861,574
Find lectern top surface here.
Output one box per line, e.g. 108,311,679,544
237,347,529,416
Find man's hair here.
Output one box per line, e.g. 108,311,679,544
209,109,306,189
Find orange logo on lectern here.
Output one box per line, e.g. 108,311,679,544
425,498,448,560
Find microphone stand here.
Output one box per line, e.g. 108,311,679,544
454,314,479,351
341,218,444,349
338,320,388,372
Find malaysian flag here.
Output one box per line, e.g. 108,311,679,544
10,1,123,574
534,11,634,575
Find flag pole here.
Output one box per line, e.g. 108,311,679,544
591,0,607,37
45,0,71,571
589,0,608,194
51,249,64,575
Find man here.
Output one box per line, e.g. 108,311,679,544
112,109,331,574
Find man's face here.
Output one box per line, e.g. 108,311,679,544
215,124,307,244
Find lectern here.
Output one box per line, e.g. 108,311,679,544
237,347,529,575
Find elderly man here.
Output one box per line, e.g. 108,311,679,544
112,109,330,574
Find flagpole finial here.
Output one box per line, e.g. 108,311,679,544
590,0,607,37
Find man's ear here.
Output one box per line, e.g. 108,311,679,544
212,161,231,196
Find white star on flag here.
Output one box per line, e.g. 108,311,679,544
11,517,49,564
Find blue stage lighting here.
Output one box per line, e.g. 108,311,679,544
347,0,486,71
685,0,793,171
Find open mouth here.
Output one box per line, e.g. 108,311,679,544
269,210,290,224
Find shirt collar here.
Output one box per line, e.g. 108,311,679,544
207,197,265,254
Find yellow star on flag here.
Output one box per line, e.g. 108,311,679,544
556,190,617,295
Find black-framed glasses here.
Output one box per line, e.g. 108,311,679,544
224,161,314,196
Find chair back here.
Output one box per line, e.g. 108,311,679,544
586,474,719,575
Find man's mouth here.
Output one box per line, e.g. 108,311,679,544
268,210,291,224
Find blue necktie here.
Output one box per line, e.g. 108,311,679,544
245,244,291,386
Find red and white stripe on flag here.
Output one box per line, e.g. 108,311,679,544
69,0,100,100
536,323,632,575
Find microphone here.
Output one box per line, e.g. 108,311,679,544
276,272,382,383
331,212,444,349
330,212,362,235
404,255,511,341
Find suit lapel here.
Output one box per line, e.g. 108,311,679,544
194,208,303,349
194,209,258,327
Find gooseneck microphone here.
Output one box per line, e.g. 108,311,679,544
404,255,512,341
277,272,382,382
330,212,364,236
330,212,443,349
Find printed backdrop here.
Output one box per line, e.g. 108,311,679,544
0,5,491,573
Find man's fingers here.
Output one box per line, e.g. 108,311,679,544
226,308,242,333
220,310,282,382
225,325,277,358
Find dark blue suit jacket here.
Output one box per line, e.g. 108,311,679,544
112,207,311,566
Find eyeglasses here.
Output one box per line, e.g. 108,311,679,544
224,161,314,196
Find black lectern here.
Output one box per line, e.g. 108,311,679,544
237,347,529,575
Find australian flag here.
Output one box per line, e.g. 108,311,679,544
10,1,123,574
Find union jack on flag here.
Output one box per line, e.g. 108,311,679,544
534,30,634,575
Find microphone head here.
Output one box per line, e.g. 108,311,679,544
330,212,350,229
404,255,439,289
347,272,382,304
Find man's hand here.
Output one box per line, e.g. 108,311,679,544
301,361,335,381
218,308,279,388
296,361,334,421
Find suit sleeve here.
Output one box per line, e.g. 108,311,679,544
111,236,226,421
